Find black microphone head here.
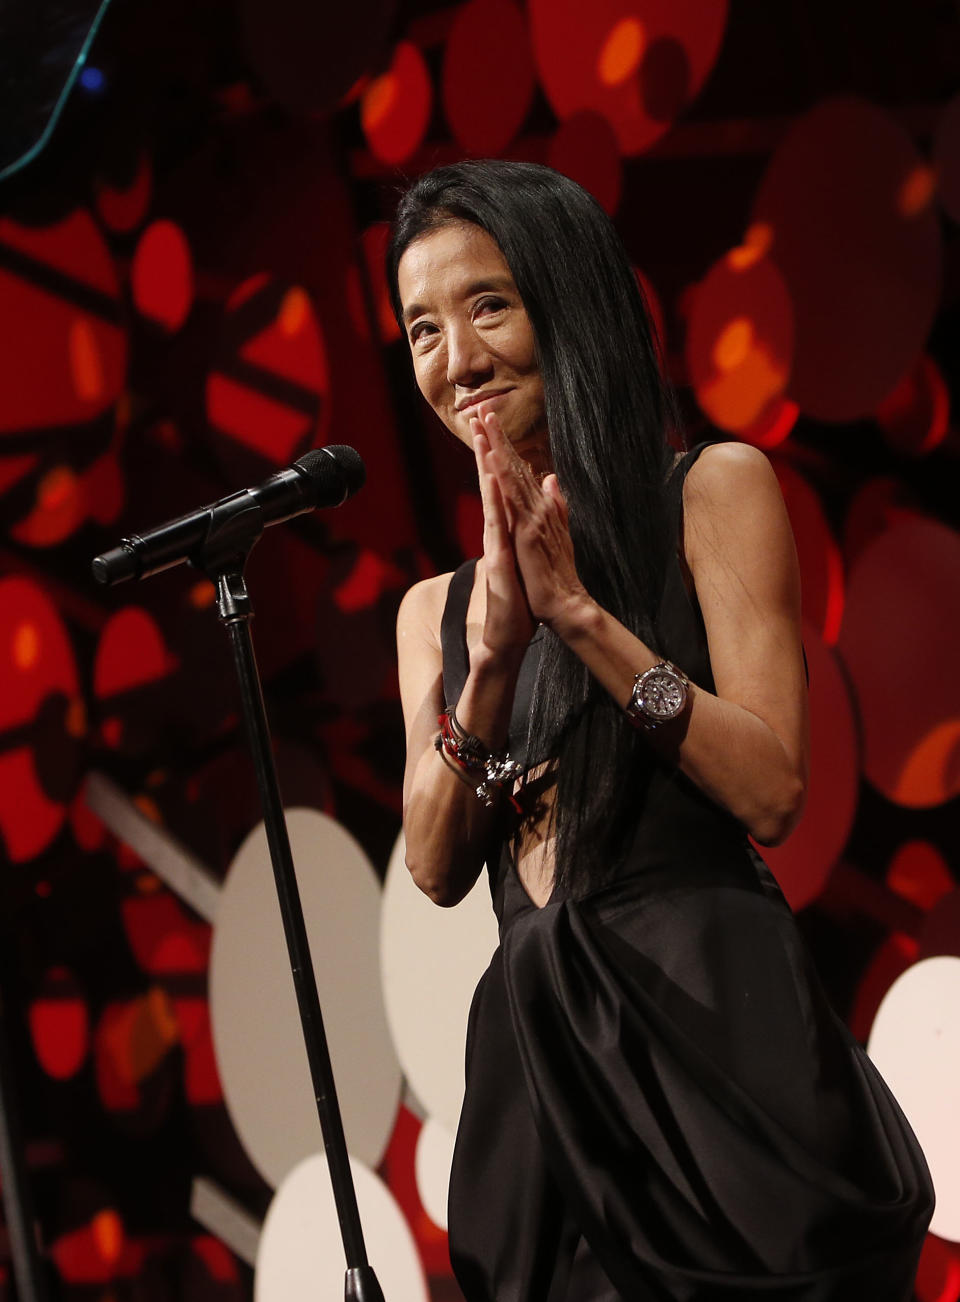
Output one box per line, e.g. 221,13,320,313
294,445,365,506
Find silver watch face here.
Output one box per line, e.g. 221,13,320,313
641,668,686,719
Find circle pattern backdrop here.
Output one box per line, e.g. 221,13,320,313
837,517,960,808
210,809,403,1187
380,831,500,1132
753,97,941,423
529,0,728,155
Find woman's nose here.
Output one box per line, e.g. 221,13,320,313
446,324,493,388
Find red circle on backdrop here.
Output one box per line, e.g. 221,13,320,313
760,624,859,912
547,111,623,215
9,464,84,547
737,395,799,450
529,0,728,155
934,94,960,224
753,97,942,423
443,0,534,156
361,42,433,166
838,517,960,808
131,220,194,333
0,210,127,433
207,276,331,473
886,840,954,913
29,967,89,1080
875,355,950,456
914,1232,960,1302
686,246,794,436
0,577,79,862
96,152,153,234
772,460,845,645
93,608,178,699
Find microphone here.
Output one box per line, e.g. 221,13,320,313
91,445,365,586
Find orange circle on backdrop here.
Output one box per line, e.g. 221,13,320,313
753,97,942,423
759,624,859,911
362,42,432,166
443,0,534,156
529,0,728,155
838,517,960,808
934,93,960,224
686,251,794,435
131,220,194,333
547,111,623,215
772,461,845,645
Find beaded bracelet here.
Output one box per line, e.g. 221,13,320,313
435,708,524,808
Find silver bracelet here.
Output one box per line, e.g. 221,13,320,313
436,708,524,806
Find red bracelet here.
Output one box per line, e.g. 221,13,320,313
435,709,523,810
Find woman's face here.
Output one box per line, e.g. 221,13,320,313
396,221,548,461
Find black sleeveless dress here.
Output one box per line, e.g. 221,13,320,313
438,444,933,1302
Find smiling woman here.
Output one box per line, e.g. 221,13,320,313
388,160,933,1302
396,222,549,471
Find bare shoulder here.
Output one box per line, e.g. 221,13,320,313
397,571,456,649
683,440,779,510
682,442,788,554
681,440,798,612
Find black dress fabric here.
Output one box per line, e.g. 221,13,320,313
439,444,934,1302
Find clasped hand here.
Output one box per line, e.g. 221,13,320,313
471,405,587,654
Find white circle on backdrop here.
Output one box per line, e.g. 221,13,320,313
380,831,500,1132
255,1152,428,1302
210,808,402,1187
867,955,960,1242
415,1116,456,1230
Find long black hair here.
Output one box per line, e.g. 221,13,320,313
388,160,682,898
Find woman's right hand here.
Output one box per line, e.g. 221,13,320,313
473,414,535,656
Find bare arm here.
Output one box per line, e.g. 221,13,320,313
397,576,525,905
398,416,536,906
483,414,809,846
552,443,808,844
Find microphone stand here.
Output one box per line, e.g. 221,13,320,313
0,983,51,1302
190,497,384,1301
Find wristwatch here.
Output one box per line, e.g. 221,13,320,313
625,660,689,730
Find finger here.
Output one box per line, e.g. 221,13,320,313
542,473,569,525
473,423,517,543
480,408,539,512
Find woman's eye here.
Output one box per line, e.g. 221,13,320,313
474,297,505,318
410,322,437,343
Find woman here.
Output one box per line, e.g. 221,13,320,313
390,161,932,1302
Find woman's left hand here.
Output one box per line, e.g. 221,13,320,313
475,405,589,628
